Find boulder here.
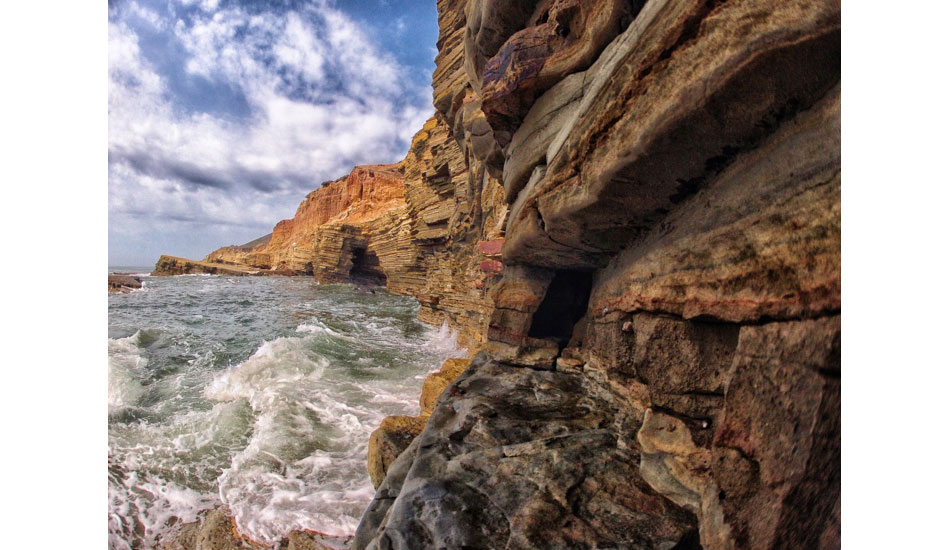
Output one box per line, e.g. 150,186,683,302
367,415,428,489
419,358,470,416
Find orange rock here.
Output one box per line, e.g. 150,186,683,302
367,415,427,489
419,358,470,416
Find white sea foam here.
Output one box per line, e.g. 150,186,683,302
109,467,218,549
294,321,343,338
206,324,458,542
109,277,466,547
108,332,148,412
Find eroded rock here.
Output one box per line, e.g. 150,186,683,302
108,274,142,293
354,354,699,550
360,0,840,546
420,357,470,416
367,415,428,489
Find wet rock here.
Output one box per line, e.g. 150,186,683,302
354,354,698,550
162,507,350,550
367,415,428,489
286,530,338,550
420,357,470,416
108,274,142,293
162,521,199,550
195,507,259,550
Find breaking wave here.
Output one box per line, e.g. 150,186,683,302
108,276,464,548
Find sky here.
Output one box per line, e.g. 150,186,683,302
108,0,439,266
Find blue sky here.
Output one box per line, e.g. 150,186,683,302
108,0,439,266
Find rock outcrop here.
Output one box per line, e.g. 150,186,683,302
203,234,272,267
355,0,840,549
108,274,142,293
161,507,349,550
170,116,508,347
367,357,472,489
152,255,272,276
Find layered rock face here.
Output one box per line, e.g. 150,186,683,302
355,1,840,549
153,255,271,276
191,118,507,347
203,234,272,268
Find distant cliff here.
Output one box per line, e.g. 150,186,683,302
165,116,507,348
159,0,840,548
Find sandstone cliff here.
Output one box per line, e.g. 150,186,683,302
202,234,271,267
183,116,507,348
355,1,841,549
157,0,840,548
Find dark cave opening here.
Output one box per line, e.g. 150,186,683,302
349,246,387,286
670,529,702,550
528,270,594,345
304,261,314,276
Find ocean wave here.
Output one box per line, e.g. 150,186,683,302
108,332,149,413
109,278,466,547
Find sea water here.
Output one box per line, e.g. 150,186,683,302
108,270,464,549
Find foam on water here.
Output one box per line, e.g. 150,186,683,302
208,321,462,542
108,276,464,548
108,332,149,413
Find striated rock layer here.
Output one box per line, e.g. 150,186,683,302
189,119,508,348
152,255,279,276
355,0,841,549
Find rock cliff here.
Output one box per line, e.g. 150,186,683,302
180,115,507,347
157,0,840,548
354,0,840,549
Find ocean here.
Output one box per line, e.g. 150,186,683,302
107,269,463,549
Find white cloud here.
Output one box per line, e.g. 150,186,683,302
108,1,433,263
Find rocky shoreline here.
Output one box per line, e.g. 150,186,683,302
151,0,841,548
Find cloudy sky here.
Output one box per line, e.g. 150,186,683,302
108,0,438,266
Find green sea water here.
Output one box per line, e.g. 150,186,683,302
107,271,463,549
